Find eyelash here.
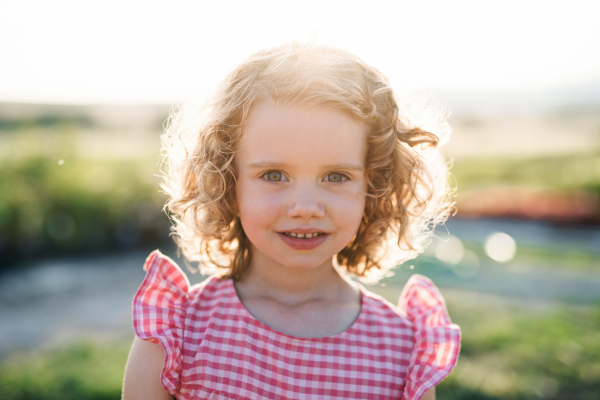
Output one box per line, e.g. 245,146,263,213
260,171,350,184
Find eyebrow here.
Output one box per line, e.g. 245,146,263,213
246,161,364,172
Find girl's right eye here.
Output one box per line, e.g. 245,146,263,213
262,170,287,182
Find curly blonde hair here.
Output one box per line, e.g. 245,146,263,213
161,42,453,283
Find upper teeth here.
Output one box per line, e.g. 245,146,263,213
286,232,320,238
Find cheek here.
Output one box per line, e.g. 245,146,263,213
236,183,282,230
329,191,366,232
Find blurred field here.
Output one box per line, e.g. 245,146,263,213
1,102,600,399
0,103,171,266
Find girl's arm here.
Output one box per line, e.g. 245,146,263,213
421,387,435,400
122,336,174,400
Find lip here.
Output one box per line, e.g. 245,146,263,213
277,232,329,250
279,228,327,234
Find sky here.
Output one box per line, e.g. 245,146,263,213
1,0,600,108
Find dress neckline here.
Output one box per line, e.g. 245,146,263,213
225,277,366,342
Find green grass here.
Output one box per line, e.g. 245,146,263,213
437,304,600,400
0,341,131,400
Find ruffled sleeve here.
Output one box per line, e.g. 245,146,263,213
132,250,190,395
399,274,461,400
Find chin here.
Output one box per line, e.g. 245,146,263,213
278,255,333,271
248,239,338,272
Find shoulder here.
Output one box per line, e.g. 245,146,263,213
138,251,242,329
397,274,456,330
359,274,459,336
138,250,231,303
359,284,406,319
355,283,415,343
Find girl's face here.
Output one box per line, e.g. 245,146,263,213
234,102,367,272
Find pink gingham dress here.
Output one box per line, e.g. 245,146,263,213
133,250,460,400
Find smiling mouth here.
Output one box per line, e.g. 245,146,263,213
281,232,326,239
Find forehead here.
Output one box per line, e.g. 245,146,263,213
236,102,367,166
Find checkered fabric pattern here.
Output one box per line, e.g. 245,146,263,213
133,250,460,400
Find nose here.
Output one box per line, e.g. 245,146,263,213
287,184,325,219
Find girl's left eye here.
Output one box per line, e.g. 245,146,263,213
324,172,348,183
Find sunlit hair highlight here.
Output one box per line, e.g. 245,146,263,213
161,42,453,283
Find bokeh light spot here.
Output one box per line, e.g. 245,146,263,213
435,235,465,265
485,232,516,263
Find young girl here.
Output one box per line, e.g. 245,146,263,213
123,42,460,400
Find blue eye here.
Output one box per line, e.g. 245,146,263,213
263,171,286,182
325,172,348,183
